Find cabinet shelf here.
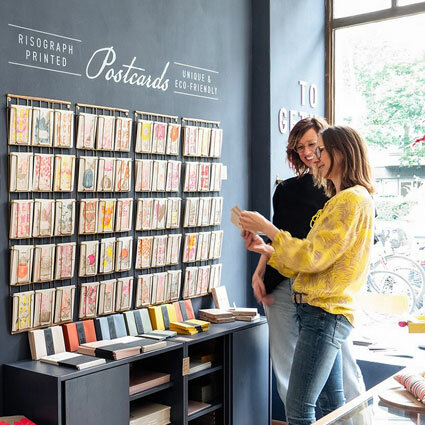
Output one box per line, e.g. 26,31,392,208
129,381,174,402
188,364,223,381
187,402,223,421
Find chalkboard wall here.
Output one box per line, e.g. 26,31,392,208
0,0,253,414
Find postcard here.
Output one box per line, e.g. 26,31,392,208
114,117,132,152
79,282,99,319
33,243,55,282
9,104,32,145
54,199,75,236
54,109,74,148
166,160,181,192
183,161,198,192
116,276,133,312
54,285,75,324
183,197,199,227
97,157,115,192
135,119,153,153
32,107,54,146
33,153,54,192
98,279,117,315
210,128,223,158
79,198,99,234
183,233,198,263
135,236,153,269
79,240,99,277
135,159,153,192
12,290,34,333
9,152,33,192
33,288,55,327
152,122,167,154
76,113,97,149
10,199,33,239
183,267,198,298
115,198,133,232
55,242,76,280
97,198,116,233
78,156,98,192
136,274,152,308
96,115,115,151
166,197,181,229
99,237,116,274
10,244,34,285
33,198,55,237
166,123,181,155
198,163,211,192
53,154,75,192
114,158,131,192
115,236,133,272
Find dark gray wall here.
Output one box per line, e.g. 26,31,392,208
0,0,252,414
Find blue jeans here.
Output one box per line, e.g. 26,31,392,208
264,280,364,408
285,303,353,425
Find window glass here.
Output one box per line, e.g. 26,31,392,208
333,0,391,18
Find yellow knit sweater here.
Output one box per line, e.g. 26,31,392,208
268,185,374,325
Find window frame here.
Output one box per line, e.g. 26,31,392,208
325,0,425,124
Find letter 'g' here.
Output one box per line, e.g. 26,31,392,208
86,46,116,79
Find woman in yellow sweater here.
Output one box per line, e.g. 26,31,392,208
240,126,375,425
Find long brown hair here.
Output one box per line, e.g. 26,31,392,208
286,117,328,176
318,125,375,197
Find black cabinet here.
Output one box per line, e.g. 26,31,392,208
4,319,270,425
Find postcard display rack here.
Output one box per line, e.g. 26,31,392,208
4,95,272,425
7,96,225,335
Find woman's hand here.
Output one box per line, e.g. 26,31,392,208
241,230,274,257
252,272,275,306
240,211,270,234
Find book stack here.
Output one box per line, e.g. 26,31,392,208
169,319,210,335
198,309,235,324
129,370,171,395
124,309,177,340
28,326,67,360
130,401,171,425
229,307,260,322
78,336,166,360
40,351,106,370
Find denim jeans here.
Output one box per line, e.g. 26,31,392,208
285,303,353,425
264,280,364,408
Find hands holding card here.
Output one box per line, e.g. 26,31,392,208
231,206,276,257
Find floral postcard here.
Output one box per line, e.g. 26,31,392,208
166,160,181,192
54,285,75,323
9,104,32,145
9,152,33,192
76,113,97,149
210,128,223,158
10,199,33,239
79,282,99,319
98,279,116,315
54,109,74,148
114,117,132,152
96,115,115,151
55,242,76,280
135,119,153,153
183,161,199,192
136,274,152,308
33,288,55,327
114,158,131,192
166,197,181,229
166,123,181,155
32,153,54,192
183,197,199,227
53,154,75,192
78,156,98,192
135,159,153,192
79,198,99,234
115,236,132,272
115,198,133,232
136,236,153,269
99,237,116,274
55,199,75,236
152,122,167,154
33,243,55,283
12,290,34,333
33,199,55,237
98,198,116,233
116,276,133,312
10,244,34,285
79,240,99,277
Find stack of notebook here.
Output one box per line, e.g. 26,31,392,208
229,307,260,322
40,351,105,370
78,336,166,360
124,309,177,340
189,358,212,374
169,319,210,335
198,309,235,324
129,370,171,395
129,401,171,425
29,326,106,370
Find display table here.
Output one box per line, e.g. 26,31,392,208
313,368,425,425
